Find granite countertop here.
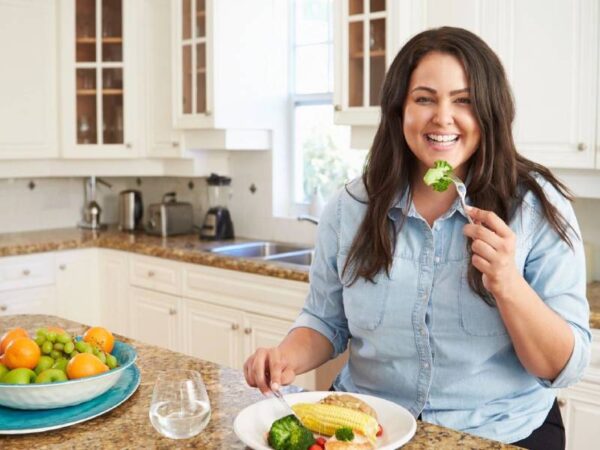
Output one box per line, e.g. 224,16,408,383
0,315,516,449
0,227,599,328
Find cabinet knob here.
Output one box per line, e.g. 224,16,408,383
59,264,66,271
231,323,239,331
22,269,30,276
557,398,567,407
148,270,155,277
126,142,132,149
334,104,342,111
577,142,587,151
0,305,7,312
244,327,252,335
172,141,179,148
205,110,212,116
168,308,177,315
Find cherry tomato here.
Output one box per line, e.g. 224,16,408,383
316,436,327,447
309,445,322,450
376,424,384,437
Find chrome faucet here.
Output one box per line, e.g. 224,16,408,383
297,215,319,225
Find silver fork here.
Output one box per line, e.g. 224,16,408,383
449,174,474,224
270,386,298,418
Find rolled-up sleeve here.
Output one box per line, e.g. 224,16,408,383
291,189,350,358
523,182,591,388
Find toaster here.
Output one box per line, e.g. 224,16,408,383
145,192,194,237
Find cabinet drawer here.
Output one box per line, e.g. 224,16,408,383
129,255,181,296
0,286,57,316
0,253,55,291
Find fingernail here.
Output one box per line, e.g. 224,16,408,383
271,382,280,391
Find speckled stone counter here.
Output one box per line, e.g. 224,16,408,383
0,227,310,282
0,315,515,450
588,282,600,329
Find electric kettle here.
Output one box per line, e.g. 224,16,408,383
118,190,143,231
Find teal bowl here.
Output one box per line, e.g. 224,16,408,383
0,340,137,410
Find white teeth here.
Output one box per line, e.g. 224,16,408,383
426,134,459,142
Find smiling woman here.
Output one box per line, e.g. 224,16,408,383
244,26,591,450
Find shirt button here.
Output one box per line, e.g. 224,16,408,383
423,362,430,369
434,256,440,263
420,327,426,336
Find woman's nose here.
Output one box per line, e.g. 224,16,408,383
432,102,454,126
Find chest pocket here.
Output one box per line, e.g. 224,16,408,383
458,260,508,337
337,253,388,331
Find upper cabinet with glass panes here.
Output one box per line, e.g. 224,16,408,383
171,0,275,148
60,0,140,158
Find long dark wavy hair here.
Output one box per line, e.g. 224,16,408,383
342,26,574,306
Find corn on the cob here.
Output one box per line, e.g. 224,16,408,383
291,402,378,441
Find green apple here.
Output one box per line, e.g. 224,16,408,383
0,363,8,380
52,357,68,372
2,368,37,384
105,354,118,369
35,368,68,383
34,355,55,375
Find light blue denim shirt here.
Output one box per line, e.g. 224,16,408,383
292,175,591,443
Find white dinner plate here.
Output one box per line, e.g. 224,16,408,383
233,391,417,449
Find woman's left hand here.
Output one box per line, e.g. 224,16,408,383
463,206,522,301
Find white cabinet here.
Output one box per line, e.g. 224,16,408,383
55,249,99,325
170,0,274,150
0,0,58,159
144,0,182,158
128,286,181,352
0,286,57,317
59,0,140,158
183,297,244,369
334,0,600,171
98,249,129,336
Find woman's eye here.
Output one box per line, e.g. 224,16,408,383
455,97,472,104
415,97,433,103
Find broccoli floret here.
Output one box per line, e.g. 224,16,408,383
423,160,454,192
268,414,315,450
335,427,355,441
287,426,315,450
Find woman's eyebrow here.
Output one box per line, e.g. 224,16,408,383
411,86,470,96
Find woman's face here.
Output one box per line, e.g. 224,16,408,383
403,51,481,179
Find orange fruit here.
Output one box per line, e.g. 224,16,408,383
0,327,29,354
4,337,41,369
66,353,109,379
83,326,115,353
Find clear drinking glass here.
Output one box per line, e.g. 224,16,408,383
149,370,211,439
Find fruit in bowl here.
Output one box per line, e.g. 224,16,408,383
0,326,137,410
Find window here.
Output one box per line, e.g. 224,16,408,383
291,0,367,204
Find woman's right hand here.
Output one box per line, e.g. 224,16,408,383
243,346,296,394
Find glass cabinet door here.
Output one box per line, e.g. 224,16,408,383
75,0,124,145
180,0,207,116
346,0,386,108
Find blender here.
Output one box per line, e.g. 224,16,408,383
200,173,234,240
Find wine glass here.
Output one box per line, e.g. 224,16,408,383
149,370,211,439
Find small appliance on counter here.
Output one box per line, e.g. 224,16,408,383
118,189,143,232
200,173,234,240
145,192,194,237
78,176,112,230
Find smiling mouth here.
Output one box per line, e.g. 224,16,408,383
425,134,460,146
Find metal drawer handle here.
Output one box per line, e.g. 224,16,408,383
0,305,7,312
172,141,179,148
231,323,239,331
557,398,566,407
168,308,177,315
577,142,587,151
22,269,31,276
148,270,155,277
244,327,252,335
59,264,66,271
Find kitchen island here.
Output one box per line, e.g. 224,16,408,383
0,315,516,449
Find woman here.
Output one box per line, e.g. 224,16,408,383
244,27,590,448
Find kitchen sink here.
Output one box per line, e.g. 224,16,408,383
264,250,315,266
208,241,311,258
